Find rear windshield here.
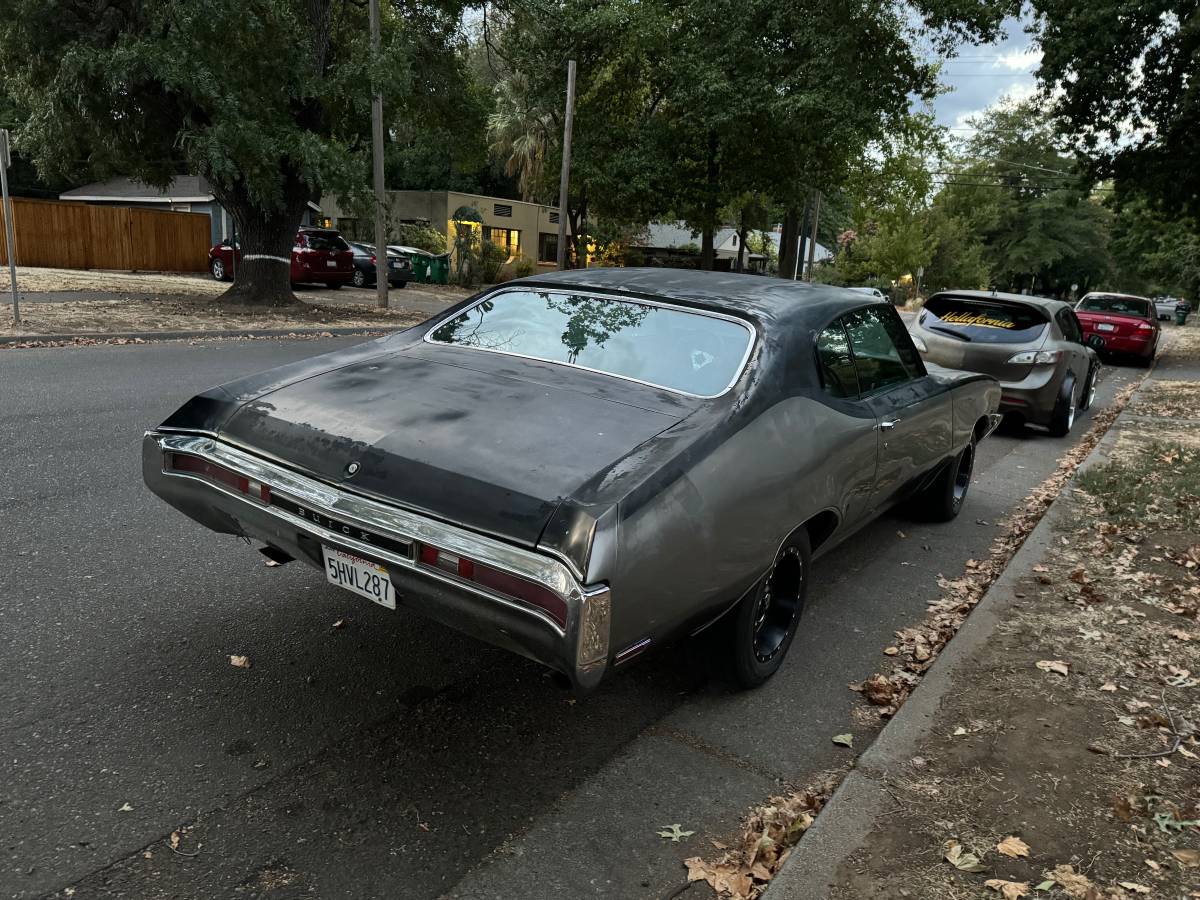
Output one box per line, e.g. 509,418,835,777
1078,294,1152,317
427,288,754,397
921,296,1048,344
303,232,350,252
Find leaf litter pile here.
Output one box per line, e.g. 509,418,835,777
830,369,1200,897
681,378,1153,899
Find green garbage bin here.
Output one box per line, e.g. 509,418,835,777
429,253,450,285
1176,307,1189,326
408,253,431,284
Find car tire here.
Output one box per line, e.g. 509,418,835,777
913,437,975,521
1079,365,1098,412
352,269,366,288
1048,375,1077,437
723,530,811,689
210,258,227,281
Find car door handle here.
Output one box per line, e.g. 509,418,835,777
878,418,901,431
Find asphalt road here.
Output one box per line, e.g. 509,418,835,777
0,338,1143,900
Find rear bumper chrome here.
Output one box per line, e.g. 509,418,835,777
142,432,611,691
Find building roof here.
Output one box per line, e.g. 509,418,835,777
514,267,878,327
61,176,214,202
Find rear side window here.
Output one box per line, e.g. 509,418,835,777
842,307,921,394
816,323,860,398
1078,294,1153,318
922,295,1048,344
427,288,754,397
1056,309,1083,343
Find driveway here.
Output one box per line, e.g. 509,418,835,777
0,338,1141,899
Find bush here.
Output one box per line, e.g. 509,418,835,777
392,222,447,255
479,240,508,284
513,255,536,278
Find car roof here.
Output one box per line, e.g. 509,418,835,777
509,267,875,325
928,288,1071,314
1081,291,1151,301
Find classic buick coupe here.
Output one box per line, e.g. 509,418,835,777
143,270,1001,692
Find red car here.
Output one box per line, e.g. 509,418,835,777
1074,292,1160,367
208,228,354,288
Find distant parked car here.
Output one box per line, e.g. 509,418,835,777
1154,296,1182,320
208,228,354,288
847,286,887,302
909,290,1099,437
348,242,412,288
1075,292,1160,367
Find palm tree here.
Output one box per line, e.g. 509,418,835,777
488,74,552,203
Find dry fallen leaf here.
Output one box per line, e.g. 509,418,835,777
1036,659,1069,676
832,733,854,748
1118,883,1151,895
1051,864,1095,898
118,802,134,812
985,879,1030,899
1100,682,1118,692
332,619,345,629
229,654,251,669
263,558,281,568
997,836,1030,859
1172,848,1200,867
944,840,986,873
169,831,180,850
657,824,694,842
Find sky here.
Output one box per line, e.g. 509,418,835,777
930,15,1041,139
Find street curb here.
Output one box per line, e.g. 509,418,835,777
763,372,1151,899
0,325,409,346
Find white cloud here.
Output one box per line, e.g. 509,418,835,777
994,48,1041,71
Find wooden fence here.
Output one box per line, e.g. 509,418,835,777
0,197,211,272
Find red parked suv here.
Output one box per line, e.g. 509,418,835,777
208,228,354,288
1074,292,1160,367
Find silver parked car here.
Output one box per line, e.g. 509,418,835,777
909,290,1099,436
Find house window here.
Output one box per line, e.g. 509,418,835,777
482,226,519,256
538,232,559,264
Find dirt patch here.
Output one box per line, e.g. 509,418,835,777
0,293,424,339
1,265,223,296
830,374,1200,898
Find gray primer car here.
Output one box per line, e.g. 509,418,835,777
142,270,1001,692
910,290,1099,436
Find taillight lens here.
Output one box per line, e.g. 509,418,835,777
168,453,270,504
417,543,567,627
1007,350,1061,365
1137,321,1155,331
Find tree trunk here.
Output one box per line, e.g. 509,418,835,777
778,207,799,280
700,133,719,271
736,220,746,273
567,190,588,269
211,173,310,307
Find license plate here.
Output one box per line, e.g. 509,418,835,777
326,260,336,268
1097,323,1116,332
322,546,395,609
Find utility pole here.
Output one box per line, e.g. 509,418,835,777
804,190,822,282
369,0,387,308
556,59,577,270
0,129,18,325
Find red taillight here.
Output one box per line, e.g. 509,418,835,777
369,255,376,264
417,543,566,627
1137,321,1155,331
169,454,270,503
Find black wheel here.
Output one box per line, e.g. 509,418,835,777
210,258,228,281
352,269,366,288
913,438,975,521
1048,375,1077,437
723,531,810,689
1079,364,1098,411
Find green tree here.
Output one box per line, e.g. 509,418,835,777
1032,0,1200,218
0,0,468,305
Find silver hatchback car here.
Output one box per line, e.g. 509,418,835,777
910,290,1100,436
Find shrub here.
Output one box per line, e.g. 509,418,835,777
513,255,536,278
479,240,508,284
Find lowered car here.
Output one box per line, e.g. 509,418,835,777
347,242,412,289
1075,292,1159,366
910,290,1099,436
142,270,1001,692
208,228,354,288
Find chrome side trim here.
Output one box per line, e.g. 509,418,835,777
984,412,1004,437
150,432,583,634
615,637,651,665
421,286,758,400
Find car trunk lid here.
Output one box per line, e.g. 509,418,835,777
1076,311,1147,337
216,351,685,546
916,295,1050,383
